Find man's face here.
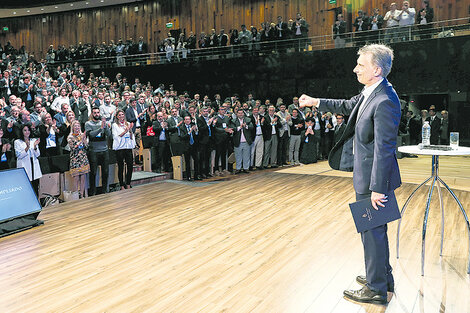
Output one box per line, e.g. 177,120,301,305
22,111,31,122
11,108,19,118
157,112,164,122
353,53,380,86
442,112,448,119
237,110,244,119
268,107,275,115
188,107,195,115
219,108,226,116
337,115,344,125
202,108,209,117
34,104,42,113
139,97,145,104
83,91,89,98
92,109,101,120
184,116,191,125
391,3,397,10
98,92,104,100
292,110,298,118
105,96,111,103
403,1,409,9
171,109,178,117
252,107,259,116
429,109,436,116
124,93,130,100
280,105,286,113
62,104,69,114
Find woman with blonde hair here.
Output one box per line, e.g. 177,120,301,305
67,120,90,198
112,109,136,189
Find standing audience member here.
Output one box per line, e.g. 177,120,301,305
262,105,281,168
15,124,42,196
417,0,434,39
68,120,90,198
250,106,264,169
231,108,253,173
276,103,292,166
86,107,111,196
299,117,318,164
196,107,214,178
289,108,304,165
179,115,201,181
333,14,347,48
125,98,145,164
426,106,440,145
153,111,171,173
397,1,416,41
439,110,452,145
0,128,13,170
112,110,135,189
384,3,401,43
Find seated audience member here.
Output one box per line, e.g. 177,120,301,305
68,120,90,198
15,124,42,196
300,117,318,164
86,107,112,196
112,110,136,189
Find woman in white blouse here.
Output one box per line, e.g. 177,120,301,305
15,124,42,196
112,110,136,190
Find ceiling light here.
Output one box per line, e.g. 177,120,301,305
27,10,30,12
13,12,17,14
55,6,58,8
41,8,44,11
70,3,74,6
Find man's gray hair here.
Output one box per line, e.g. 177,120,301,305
358,44,394,77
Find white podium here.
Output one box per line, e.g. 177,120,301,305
396,145,470,275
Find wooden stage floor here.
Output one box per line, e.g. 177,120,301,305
1,156,470,313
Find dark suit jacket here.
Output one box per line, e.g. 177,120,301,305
167,115,183,144
426,116,441,145
0,78,17,100
125,105,145,132
213,115,231,144
261,114,281,140
319,78,402,194
333,21,347,39
18,83,37,104
334,122,346,145
196,115,212,145
179,123,198,151
230,117,254,147
152,120,169,145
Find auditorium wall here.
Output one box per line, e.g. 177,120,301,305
0,0,468,59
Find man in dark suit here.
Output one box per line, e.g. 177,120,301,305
125,97,146,164
213,106,231,175
300,44,401,305
18,75,37,108
334,113,346,145
152,111,171,172
0,71,17,101
167,108,183,156
179,115,201,181
426,106,441,145
231,109,253,173
275,16,288,39
262,105,282,168
197,106,214,178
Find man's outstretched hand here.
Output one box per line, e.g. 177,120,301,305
299,94,319,108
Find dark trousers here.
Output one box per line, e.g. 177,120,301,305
156,141,171,172
321,132,333,159
356,192,393,296
88,150,109,196
115,149,133,187
183,144,199,178
215,140,228,171
277,132,289,165
198,143,211,175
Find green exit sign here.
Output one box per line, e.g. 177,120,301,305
329,0,336,3
2,26,8,31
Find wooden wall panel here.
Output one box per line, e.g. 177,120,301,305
0,0,467,59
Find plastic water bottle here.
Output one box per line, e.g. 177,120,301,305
422,121,431,146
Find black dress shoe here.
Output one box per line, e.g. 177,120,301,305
356,275,394,293
343,286,387,305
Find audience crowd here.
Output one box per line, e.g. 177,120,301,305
334,0,435,48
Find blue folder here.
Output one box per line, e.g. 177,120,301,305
349,192,401,233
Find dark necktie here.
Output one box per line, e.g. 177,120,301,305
356,94,366,121
187,125,194,145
